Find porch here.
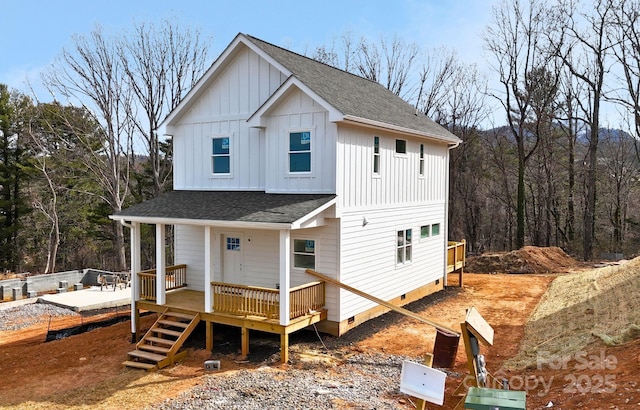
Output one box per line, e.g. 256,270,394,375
447,240,466,286
133,264,327,363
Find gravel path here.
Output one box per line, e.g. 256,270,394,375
0,302,77,331
151,352,420,410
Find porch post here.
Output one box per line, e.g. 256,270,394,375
156,223,166,305
130,222,141,342
204,226,213,313
279,229,291,326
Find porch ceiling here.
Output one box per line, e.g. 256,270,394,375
111,190,336,227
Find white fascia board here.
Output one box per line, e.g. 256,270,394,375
290,199,337,230
341,115,462,146
247,77,344,128
159,33,293,130
109,214,291,230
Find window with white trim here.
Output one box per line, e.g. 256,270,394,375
431,223,440,236
289,131,311,172
420,225,430,238
395,139,407,154
293,239,315,269
373,136,380,174
396,229,412,264
211,137,230,174
419,144,425,176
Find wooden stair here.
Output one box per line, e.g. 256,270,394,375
123,309,200,371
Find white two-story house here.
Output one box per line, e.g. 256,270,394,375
111,33,462,370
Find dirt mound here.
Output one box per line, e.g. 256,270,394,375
466,246,578,273
504,256,640,370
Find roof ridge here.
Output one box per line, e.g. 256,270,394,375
244,34,381,86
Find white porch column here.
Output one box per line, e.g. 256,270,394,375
156,223,166,305
130,222,141,337
279,229,291,326
204,226,213,313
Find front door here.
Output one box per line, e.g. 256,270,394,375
222,233,243,284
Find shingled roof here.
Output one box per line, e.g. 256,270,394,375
245,35,460,144
115,191,336,225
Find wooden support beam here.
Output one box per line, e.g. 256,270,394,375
280,333,289,363
306,269,460,336
241,327,249,359
206,321,213,351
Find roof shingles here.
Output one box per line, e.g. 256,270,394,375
116,191,336,224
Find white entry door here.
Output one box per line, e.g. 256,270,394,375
222,233,244,284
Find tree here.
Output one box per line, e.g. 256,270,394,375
0,85,33,272
25,102,103,273
485,0,558,249
609,0,640,164
550,0,615,260
43,26,134,271
119,19,211,199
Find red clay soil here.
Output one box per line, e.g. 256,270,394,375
0,259,638,409
465,246,582,274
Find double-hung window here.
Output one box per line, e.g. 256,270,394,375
397,229,412,265
212,137,230,174
293,239,315,269
419,144,425,176
289,131,311,172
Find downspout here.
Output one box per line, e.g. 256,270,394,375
444,141,461,288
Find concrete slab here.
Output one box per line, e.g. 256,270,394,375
38,286,131,312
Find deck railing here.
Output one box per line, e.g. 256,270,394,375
289,281,325,319
137,264,188,301
447,240,466,273
211,281,326,320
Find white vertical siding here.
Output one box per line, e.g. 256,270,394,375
172,45,286,191
336,124,449,210
263,88,337,193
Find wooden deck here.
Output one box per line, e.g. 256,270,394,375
134,288,327,363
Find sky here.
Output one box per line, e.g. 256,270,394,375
0,0,494,103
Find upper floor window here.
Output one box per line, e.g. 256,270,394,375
373,136,380,174
397,229,412,265
395,139,407,154
419,144,425,176
212,137,230,174
289,131,311,172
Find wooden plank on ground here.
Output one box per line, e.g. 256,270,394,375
306,269,460,336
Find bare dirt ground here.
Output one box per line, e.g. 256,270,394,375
0,247,639,409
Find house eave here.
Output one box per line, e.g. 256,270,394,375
247,76,343,128
109,215,292,230
290,199,337,229
340,115,462,145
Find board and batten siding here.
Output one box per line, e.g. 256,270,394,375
263,88,337,193
336,123,449,210
172,45,287,191
337,205,446,321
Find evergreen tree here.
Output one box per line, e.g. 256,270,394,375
0,84,33,272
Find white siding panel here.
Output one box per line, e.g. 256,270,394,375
291,218,340,321
263,89,336,193
336,124,449,210
175,225,206,291
172,46,286,190
337,205,446,321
